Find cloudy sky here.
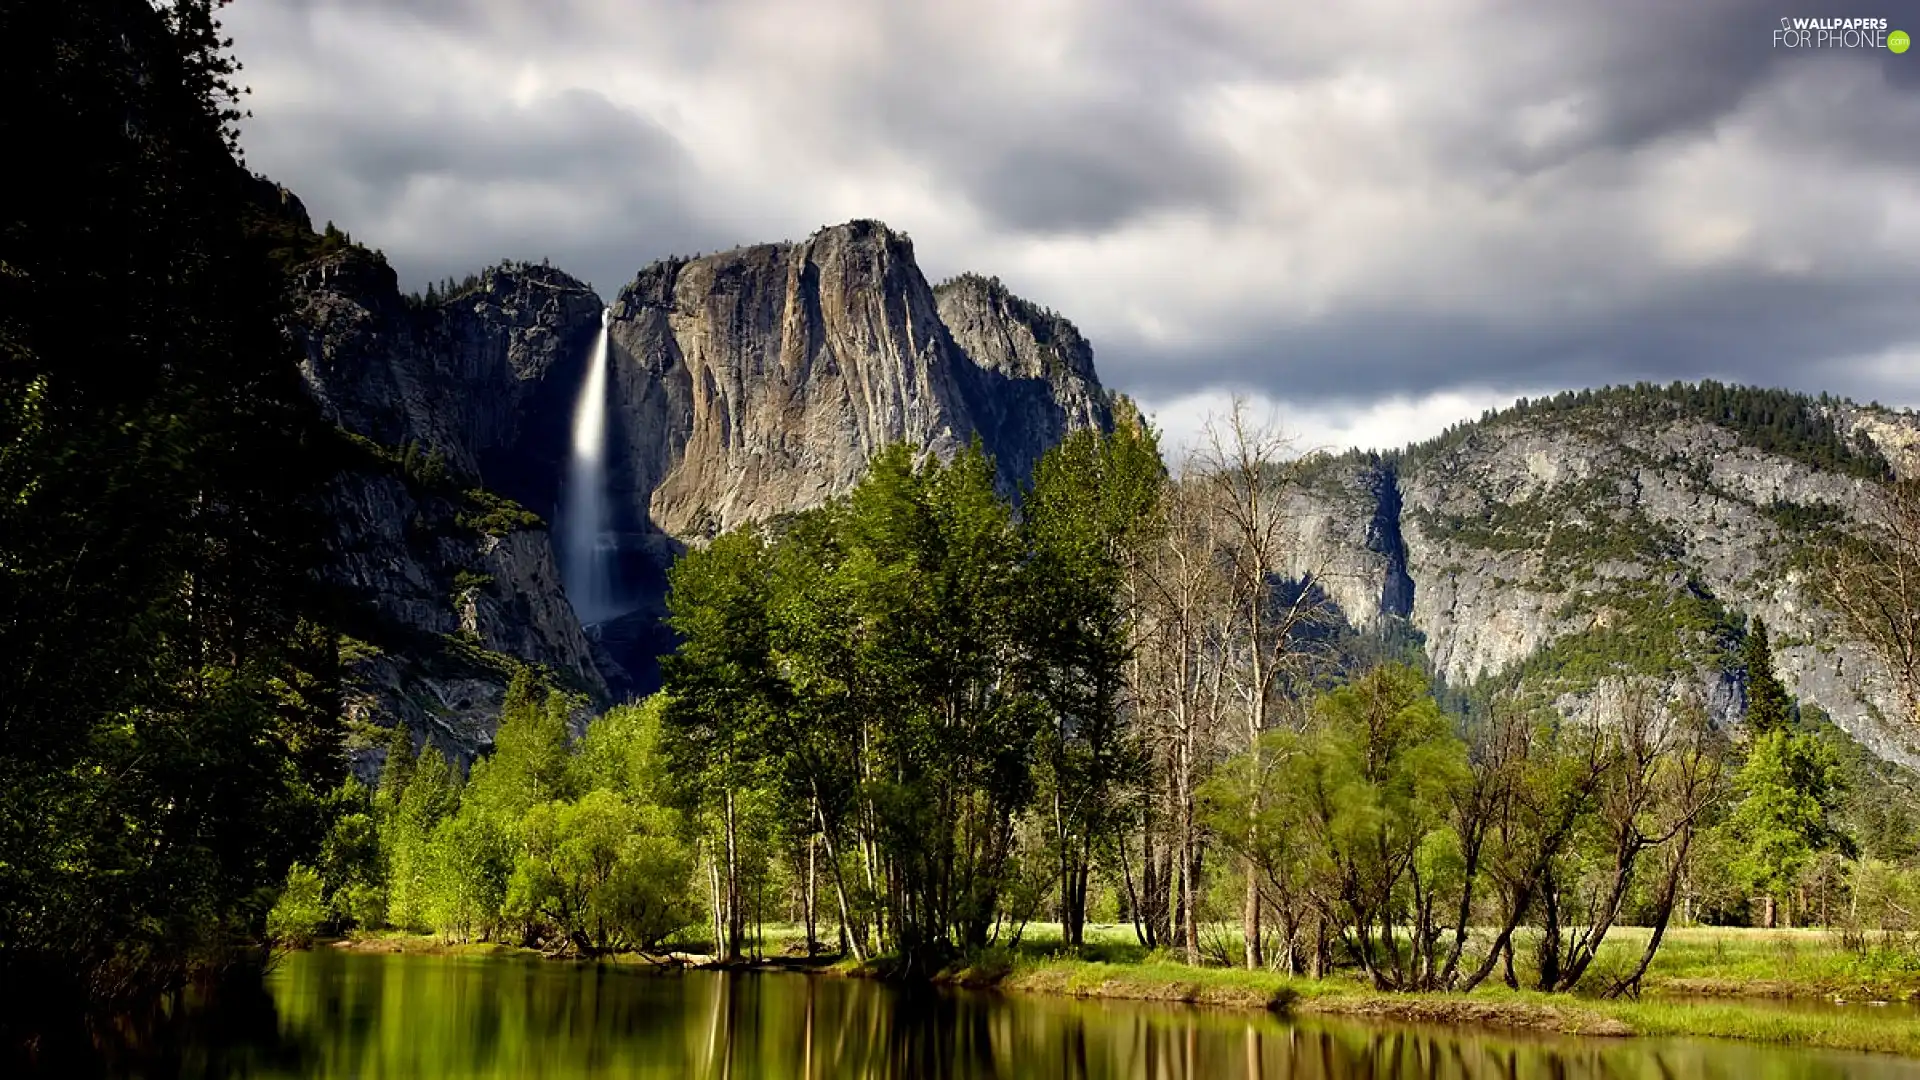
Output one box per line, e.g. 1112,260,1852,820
224,0,1920,456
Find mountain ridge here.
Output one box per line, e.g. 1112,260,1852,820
1283,384,1920,765
265,188,1920,770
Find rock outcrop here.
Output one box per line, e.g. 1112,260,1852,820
286,227,610,761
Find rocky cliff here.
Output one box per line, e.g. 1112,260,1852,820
601,222,1114,543
283,213,1115,757
283,198,1920,772
585,222,1116,687
1284,388,1920,767
278,201,612,761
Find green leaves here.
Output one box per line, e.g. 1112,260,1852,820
1200,664,1471,988
505,790,693,953
1741,618,1794,736
660,437,1147,962
1725,729,1845,898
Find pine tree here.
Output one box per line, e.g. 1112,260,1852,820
1743,617,1794,736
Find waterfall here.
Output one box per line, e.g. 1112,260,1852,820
562,308,615,625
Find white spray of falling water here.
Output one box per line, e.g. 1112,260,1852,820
562,308,615,625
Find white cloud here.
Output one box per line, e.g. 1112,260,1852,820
1139,387,1531,464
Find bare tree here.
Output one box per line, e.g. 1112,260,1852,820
1191,398,1329,970
1826,478,1920,729
1536,680,1724,993
1129,476,1235,962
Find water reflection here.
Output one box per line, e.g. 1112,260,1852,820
89,951,1920,1079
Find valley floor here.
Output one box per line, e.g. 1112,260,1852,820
329,924,1920,1056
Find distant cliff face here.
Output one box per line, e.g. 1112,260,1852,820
935,273,1113,496
286,216,1115,755
1283,394,1920,767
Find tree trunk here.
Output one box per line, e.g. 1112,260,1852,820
804,834,819,958
1126,826,1154,949
723,788,743,961
1243,859,1263,970
1605,830,1693,999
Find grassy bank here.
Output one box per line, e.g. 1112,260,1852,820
904,924,1920,1056
961,923,1920,1003
991,956,1920,1055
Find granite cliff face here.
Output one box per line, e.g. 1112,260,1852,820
287,216,1115,756
1283,393,1920,767
584,223,1116,688
935,273,1113,496
600,222,1114,543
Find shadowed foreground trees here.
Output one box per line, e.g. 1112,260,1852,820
3,0,345,1048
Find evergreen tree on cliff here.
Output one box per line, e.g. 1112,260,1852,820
1,0,342,1052
1742,617,1793,736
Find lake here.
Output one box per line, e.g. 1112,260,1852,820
94,950,1920,1078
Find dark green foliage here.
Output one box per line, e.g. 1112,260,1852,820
1762,499,1850,534
1741,618,1793,736
237,199,362,275
1,0,344,1042
1023,425,1166,946
457,488,545,536
1795,706,1920,864
1724,730,1847,908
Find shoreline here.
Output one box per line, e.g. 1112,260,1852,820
319,934,1920,1056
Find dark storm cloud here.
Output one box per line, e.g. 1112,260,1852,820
1107,265,1917,406
222,0,1920,443
238,75,711,299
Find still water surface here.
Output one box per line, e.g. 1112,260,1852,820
139,950,1920,1079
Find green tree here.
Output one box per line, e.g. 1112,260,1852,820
571,696,672,804
1725,729,1845,927
315,783,387,931
661,529,779,961
266,864,328,948
505,790,694,954
386,749,459,931
1023,424,1165,947
1205,664,1467,990
480,667,578,814
1742,617,1793,736
424,802,513,943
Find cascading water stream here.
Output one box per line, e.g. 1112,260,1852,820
561,308,616,625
